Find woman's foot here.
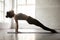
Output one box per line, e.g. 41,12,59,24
50,29,58,33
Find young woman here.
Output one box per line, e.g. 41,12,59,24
6,10,57,33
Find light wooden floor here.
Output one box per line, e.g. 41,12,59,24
0,29,60,40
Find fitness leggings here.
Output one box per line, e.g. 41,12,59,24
27,16,54,31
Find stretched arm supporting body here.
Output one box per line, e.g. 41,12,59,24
14,17,18,33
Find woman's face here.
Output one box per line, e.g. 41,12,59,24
6,10,14,18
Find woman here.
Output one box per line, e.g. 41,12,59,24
6,10,57,33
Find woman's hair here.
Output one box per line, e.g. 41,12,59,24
6,10,15,18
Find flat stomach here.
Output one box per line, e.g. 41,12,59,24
18,16,29,20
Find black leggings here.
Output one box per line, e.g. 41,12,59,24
27,16,54,31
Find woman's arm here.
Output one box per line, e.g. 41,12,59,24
14,16,18,33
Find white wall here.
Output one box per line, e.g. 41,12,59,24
0,0,12,29
0,23,11,29
36,0,60,29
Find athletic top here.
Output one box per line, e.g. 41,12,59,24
15,13,29,20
